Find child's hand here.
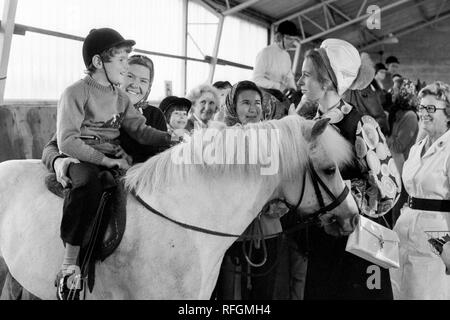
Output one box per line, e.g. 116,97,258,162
171,129,188,141
102,157,131,170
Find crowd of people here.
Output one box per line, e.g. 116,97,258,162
2,20,450,301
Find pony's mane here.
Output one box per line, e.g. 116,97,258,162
125,116,352,195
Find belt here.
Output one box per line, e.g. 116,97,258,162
408,196,450,212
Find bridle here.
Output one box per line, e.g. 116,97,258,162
132,158,349,237
282,159,350,226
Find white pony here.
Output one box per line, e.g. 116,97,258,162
0,116,359,299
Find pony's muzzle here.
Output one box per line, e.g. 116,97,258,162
338,212,359,236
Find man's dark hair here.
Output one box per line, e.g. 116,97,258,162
385,56,399,65
213,81,232,90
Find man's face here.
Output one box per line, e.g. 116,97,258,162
388,63,399,74
376,69,387,81
282,35,300,50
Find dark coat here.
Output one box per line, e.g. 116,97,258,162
304,104,394,300
119,104,169,163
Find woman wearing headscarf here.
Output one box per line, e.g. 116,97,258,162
297,39,401,300
211,80,287,300
390,81,450,299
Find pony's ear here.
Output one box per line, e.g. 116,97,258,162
310,118,330,141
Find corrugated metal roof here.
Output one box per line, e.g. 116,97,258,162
202,0,450,49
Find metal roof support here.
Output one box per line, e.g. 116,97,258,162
191,0,222,18
435,0,448,18
299,0,413,44
0,0,18,104
292,43,302,79
222,0,261,16
301,13,326,32
326,3,351,21
323,4,330,29
298,16,306,39
323,2,336,26
357,0,368,17
274,0,339,25
360,10,450,51
181,0,188,95
208,14,225,83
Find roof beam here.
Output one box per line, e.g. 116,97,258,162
326,3,351,21
191,0,222,18
274,0,339,24
298,0,413,44
222,0,261,16
0,0,18,104
208,15,224,82
435,0,448,18
301,13,326,32
360,10,450,51
357,0,368,17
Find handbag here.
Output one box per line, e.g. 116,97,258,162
345,215,400,269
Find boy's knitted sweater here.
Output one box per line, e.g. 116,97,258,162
56,76,170,165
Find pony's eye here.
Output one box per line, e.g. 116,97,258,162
323,166,336,175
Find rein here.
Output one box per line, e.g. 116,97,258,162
131,159,350,271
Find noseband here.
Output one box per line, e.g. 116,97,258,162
284,160,350,225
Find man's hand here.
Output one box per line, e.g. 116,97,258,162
54,157,80,188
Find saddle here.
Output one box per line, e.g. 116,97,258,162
45,171,127,291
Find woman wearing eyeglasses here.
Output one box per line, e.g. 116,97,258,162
390,81,450,300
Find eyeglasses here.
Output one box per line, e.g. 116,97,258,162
417,104,446,113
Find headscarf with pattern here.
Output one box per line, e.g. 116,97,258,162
223,80,263,126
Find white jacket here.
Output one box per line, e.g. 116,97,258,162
391,129,450,299
252,43,296,92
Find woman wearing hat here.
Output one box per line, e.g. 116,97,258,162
212,80,286,300
298,39,401,299
390,81,450,299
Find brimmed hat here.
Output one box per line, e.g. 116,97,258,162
82,28,136,68
159,96,192,119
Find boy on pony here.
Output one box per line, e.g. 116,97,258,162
54,28,180,300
